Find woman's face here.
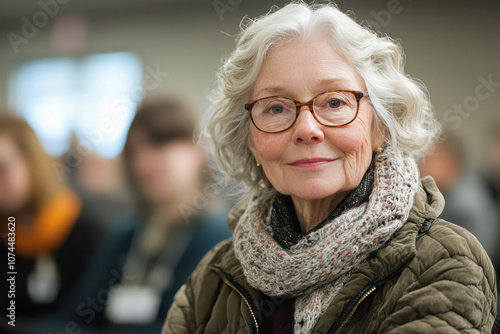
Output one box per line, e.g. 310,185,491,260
128,129,204,205
0,135,32,214
248,36,381,202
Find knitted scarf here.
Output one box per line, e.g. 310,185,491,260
233,148,420,334
270,157,375,249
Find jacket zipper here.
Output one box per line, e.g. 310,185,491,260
211,266,260,334
332,285,377,334
328,263,408,334
328,218,434,333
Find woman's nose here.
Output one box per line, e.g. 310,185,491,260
291,106,325,144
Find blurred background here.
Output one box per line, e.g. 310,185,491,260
0,0,499,166
0,0,499,333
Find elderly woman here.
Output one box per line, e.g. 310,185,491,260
163,3,496,334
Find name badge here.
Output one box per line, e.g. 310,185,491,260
105,285,161,324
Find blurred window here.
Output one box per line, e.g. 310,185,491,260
9,52,142,158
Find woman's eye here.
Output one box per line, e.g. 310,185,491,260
328,99,343,109
269,106,284,115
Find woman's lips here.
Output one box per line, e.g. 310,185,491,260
289,158,336,168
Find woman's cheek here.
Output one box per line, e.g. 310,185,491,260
338,130,373,185
255,133,288,161
328,125,368,153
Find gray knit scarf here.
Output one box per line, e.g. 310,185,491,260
270,157,375,249
233,148,420,334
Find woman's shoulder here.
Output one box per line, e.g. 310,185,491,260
374,218,497,334
186,237,236,284
166,238,236,318
410,176,494,274
411,218,496,292
422,218,492,264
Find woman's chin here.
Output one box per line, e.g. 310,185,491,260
287,183,344,201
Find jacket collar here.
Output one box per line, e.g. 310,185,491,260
315,176,444,332
366,176,444,278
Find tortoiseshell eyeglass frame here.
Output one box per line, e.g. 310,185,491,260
244,89,369,133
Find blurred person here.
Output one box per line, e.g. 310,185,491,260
0,114,113,333
65,131,133,207
99,97,232,333
484,123,500,203
484,123,500,311
419,130,500,266
163,3,496,333
64,138,135,249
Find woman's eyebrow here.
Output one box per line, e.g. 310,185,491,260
254,78,356,98
319,77,354,88
253,86,288,98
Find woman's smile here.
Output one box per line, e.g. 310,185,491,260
288,157,337,169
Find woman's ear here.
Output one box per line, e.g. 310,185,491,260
371,119,386,151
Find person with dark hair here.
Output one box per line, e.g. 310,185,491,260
484,123,500,205
482,123,500,310
100,97,232,333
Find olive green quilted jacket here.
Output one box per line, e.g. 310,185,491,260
162,177,497,333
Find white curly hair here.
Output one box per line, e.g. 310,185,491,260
201,1,441,201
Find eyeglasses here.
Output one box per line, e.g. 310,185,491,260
245,89,369,133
